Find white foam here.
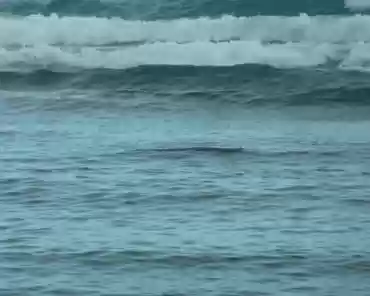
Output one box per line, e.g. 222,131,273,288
3,14,370,46
3,14,370,71
0,41,341,70
345,0,370,10
339,42,370,71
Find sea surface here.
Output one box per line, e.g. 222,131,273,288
1,0,370,295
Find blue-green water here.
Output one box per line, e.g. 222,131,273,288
1,1,370,295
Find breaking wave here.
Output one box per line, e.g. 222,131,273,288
3,14,370,46
2,14,370,71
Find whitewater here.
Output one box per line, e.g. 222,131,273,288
2,13,370,70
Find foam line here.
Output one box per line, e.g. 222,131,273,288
3,14,370,46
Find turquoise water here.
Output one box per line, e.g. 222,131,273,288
1,1,370,295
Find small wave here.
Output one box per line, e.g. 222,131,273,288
109,147,345,160
284,85,370,106
0,69,77,90
105,146,248,160
10,248,364,274
3,249,310,268
145,147,245,153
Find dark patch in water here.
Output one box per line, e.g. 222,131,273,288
148,147,245,153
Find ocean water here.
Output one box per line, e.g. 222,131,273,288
1,0,370,295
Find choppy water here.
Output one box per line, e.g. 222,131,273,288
1,0,370,295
